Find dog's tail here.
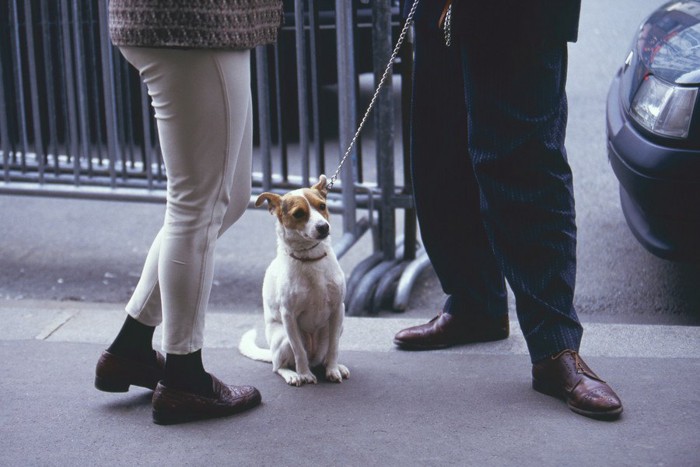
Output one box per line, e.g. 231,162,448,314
238,329,272,363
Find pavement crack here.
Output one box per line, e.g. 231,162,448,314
35,311,77,341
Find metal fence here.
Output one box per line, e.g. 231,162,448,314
0,0,430,315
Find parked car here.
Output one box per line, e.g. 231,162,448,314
606,0,700,262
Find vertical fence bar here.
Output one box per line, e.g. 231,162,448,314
0,35,9,182
140,81,155,189
373,0,396,261
98,0,119,188
400,19,417,261
351,4,363,183
10,0,28,171
71,0,92,176
336,0,357,236
59,0,80,185
40,0,60,174
85,0,105,165
122,60,136,170
256,46,273,192
272,42,288,182
308,0,324,177
54,3,70,173
294,0,310,186
1,1,10,182
23,0,45,183
114,57,128,182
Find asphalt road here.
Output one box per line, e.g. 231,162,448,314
1,0,698,325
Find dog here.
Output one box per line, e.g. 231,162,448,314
239,175,349,386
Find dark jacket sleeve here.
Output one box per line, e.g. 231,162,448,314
404,0,581,44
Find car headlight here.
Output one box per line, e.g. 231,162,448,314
630,74,697,139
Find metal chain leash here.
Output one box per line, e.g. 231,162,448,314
326,0,421,190
443,2,452,46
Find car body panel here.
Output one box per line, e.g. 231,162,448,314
606,0,700,262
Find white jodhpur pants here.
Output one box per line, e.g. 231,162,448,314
119,46,252,354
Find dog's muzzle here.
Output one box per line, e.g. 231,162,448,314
315,222,330,239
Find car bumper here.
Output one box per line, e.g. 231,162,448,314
606,71,700,262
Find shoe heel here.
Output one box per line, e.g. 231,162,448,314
532,378,557,397
95,376,130,393
152,409,191,426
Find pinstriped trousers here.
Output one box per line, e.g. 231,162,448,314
119,47,253,355
409,19,583,362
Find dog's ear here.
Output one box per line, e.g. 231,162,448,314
255,192,281,214
311,174,328,198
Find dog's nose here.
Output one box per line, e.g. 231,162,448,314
316,222,330,238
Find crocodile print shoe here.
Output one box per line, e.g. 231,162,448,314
151,374,262,425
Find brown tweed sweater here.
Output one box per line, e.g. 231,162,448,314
109,0,282,50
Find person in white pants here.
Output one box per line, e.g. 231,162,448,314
121,47,254,355
94,1,282,425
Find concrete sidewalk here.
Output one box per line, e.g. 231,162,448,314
1,300,699,466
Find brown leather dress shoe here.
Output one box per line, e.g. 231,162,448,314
532,349,623,420
151,374,262,425
95,350,165,392
393,312,509,350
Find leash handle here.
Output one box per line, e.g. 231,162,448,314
326,0,420,190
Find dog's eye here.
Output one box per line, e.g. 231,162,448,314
292,209,305,219
319,203,326,211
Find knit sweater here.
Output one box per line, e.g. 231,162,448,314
109,0,282,50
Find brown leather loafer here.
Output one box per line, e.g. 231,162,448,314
532,349,623,420
151,374,262,425
95,350,165,392
393,312,509,350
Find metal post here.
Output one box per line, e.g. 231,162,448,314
10,0,29,172
114,57,128,181
294,0,310,185
272,42,288,182
308,0,324,176
255,46,273,192
85,0,105,164
59,0,80,184
0,37,9,182
400,8,417,262
140,82,154,190
40,0,61,174
97,0,119,188
335,0,357,236
54,3,70,172
373,0,396,261
23,1,45,183
71,0,91,176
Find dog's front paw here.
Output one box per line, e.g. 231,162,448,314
285,374,304,386
326,364,350,383
279,369,317,387
295,371,318,386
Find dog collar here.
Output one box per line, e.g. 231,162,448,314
288,242,326,262
289,251,328,263
295,241,321,251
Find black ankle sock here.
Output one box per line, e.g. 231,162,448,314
164,350,214,397
107,315,157,362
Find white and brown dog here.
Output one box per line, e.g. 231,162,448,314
239,175,349,386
